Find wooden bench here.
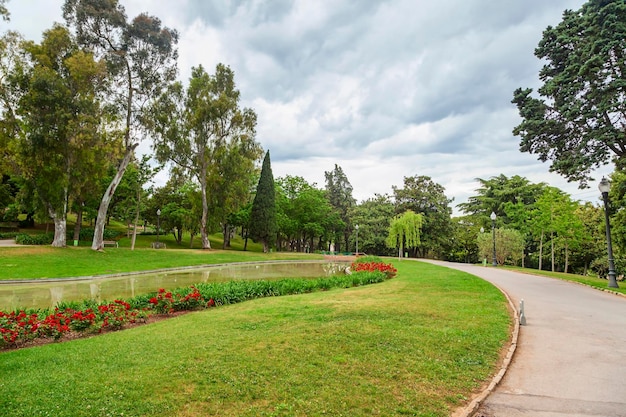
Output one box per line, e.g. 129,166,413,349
103,240,118,248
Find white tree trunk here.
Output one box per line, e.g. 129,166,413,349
92,145,137,251
49,189,68,248
200,172,211,250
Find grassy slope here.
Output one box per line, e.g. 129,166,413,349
0,260,511,417
0,246,324,280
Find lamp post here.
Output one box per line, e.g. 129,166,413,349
156,209,161,246
355,224,359,255
598,178,619,288
490,211,497,267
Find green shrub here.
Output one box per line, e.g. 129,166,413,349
72,227,122,241
0,232,18,239
15,233,54,245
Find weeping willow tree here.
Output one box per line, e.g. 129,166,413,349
386,210,423,260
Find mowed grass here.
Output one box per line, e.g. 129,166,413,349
0,246,323,280
0,260,511,417
503,266,626,295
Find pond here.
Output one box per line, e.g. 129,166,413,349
0,261,350,311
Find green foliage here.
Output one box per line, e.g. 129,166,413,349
392,175,453,258
72,227,121,241
512,0,626,185
250,151,276,252
15,233,53,245
477,228,525,266
325,164,356,252
386,210,423,257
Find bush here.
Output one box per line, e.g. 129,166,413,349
72,227,122,241
15,233,54,245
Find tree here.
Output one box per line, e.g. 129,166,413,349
14,25,107,247
392,175,453,258
150,64,260,249
325,164,355,252
512,0,626,186
350,194,395,256
385,210,423,260
477,228,525,266
0,0,9,21
250,151,276,253
63,0,178,250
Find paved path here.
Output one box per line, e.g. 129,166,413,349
421,260,626,417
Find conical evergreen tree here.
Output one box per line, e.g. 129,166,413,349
250,150,276,252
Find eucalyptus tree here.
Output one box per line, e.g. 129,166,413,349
14,25,107,247
63,0,179,250
512,0,626,186
324,164,355,252
149,64,259,249
392,175,453,258
385,210,423,260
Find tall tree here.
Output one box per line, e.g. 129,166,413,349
15,25,107,247
250,151,276,253
324,164,355,252
149,64,259,249
512,0,626,186
63,0,178,250
393,175,453,258
350,194,395,256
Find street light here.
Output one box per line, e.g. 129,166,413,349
598,178,619,288
355,224,359,255
491,211,497,267
156,209,161,246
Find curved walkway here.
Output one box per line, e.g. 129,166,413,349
421,260,626,417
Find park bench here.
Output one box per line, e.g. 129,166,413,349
103,240,118,248
0,222,19,232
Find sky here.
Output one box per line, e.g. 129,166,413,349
4,0,611,213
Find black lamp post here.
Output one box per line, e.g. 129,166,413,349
491,211,497,267
598,178,619,288
156,209,161,246
355,224,359,255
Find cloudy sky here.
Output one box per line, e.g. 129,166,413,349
4,0,609,212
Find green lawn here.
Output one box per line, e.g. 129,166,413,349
503,265,626,295
0,260,511,417
0,246,324,280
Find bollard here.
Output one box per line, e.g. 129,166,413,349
519,299,527,326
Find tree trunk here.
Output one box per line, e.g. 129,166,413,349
564,240,569,274
223,224,231,249
92,144,137,251
200,174,211,250
49,188,68,248
130,188,141,250
538,230,544,271
73,206,83,244
551,231,555,272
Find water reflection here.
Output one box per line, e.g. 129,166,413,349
0,261,348,311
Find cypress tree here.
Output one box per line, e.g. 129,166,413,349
250,150,276,252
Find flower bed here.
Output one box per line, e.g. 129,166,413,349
0,261,397,350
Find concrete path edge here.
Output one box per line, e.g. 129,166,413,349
451,276,521,417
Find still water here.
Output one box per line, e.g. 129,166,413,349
0,261,348,311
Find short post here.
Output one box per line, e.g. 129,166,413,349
519,299,526,326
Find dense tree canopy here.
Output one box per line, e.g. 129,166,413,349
512,0,626,186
